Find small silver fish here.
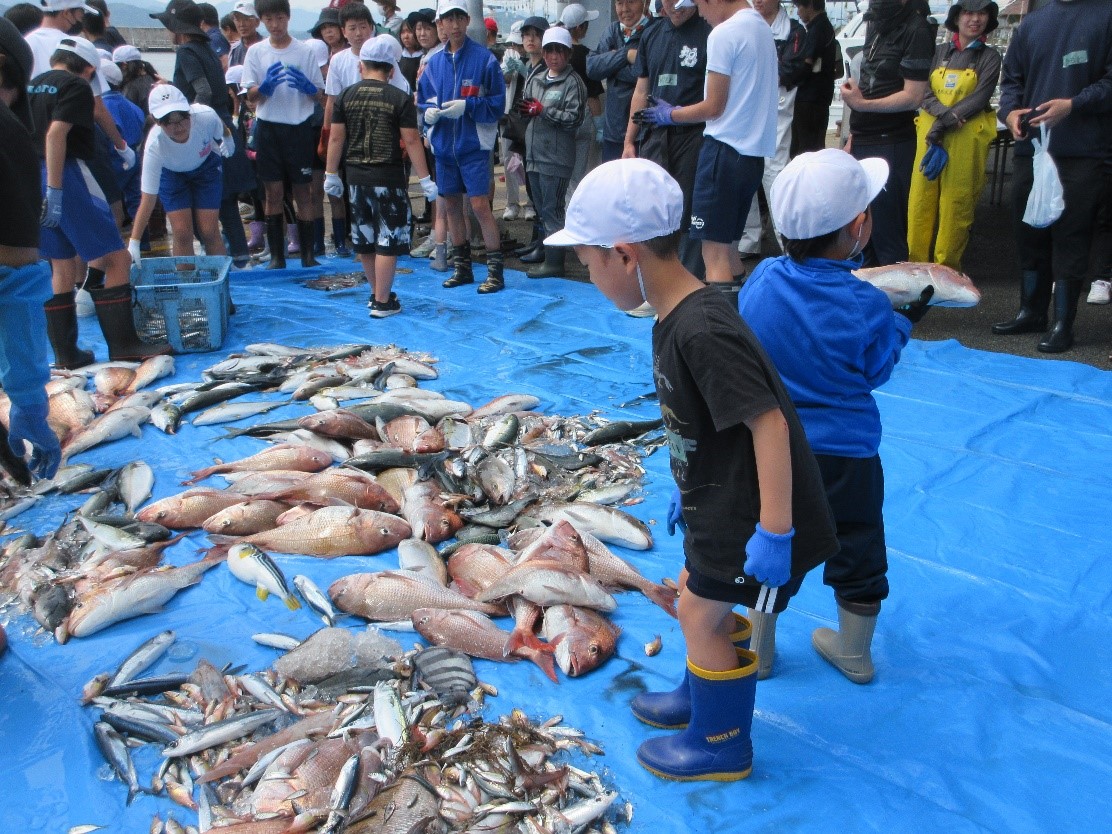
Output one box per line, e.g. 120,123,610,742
293,574,336,626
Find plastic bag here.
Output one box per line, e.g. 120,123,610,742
1022,124,1065,228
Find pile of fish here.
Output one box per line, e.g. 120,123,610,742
81,629,630,833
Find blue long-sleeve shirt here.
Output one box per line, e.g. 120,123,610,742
416,37,506,158
998,0,1112,159
587,18,656,145
736,256,912,457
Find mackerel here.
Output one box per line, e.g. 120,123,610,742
162,708,283,757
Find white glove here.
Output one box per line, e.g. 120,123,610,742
324,172,344,198
440,99,467,120
127,239,142,266
419,175,438,202
115,144,136,171
423,106,442,125
216,136,235,158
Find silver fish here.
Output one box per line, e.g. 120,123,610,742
293,574,337,626
118,461,154,516
109,629,175,686
77,516,147,550
192,400,284,426
252,632,301,651
151,402,182,434
126,354,175,392
853,262,981,307
94,721,145,804
162,708,282,757
60,406,150,463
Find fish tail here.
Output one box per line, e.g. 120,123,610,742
644,583,679,619
505,628,552,657
283,595,301,611
525,648,559,684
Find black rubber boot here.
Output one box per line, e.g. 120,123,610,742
43,292,95,369
992,269,1051,335
331,217,351,257
513,220,543,256
1037,280,1081,353
478,251,505,294
443,242,474,288
85,267,106,291
90,284,172,360
265,215,286,269
313,217,326,257
527,246,564,278
298,220,320,267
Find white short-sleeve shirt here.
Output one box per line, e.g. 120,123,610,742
139,104,225,194
703,8,778,158
325,47,410,98
241,38,325,124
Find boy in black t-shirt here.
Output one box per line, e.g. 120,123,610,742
26,35,169,367
545,158,837,783
324,37,437,318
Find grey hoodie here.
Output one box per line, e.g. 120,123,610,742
523,64,587,178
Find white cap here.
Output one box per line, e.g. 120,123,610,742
97,47,112,61
542,27,572,50
359,35,399,65
506,19,523,44
770,149,889,240
149,83,190,119
99,58,122,86
225,64,244,87
39,0,98,12
231,1,257,18
436,1,469,20
560,4,599,28
54,35,100,70
546,159,683,247
112,44,141,63
673,0,696,9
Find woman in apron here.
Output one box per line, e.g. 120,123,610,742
907,0,1001,270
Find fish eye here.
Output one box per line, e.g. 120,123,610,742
589,645,599,655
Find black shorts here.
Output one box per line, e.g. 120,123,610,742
684,558,805,614
255,119,316,185
348,183,411,256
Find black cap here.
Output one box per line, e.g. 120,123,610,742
407,8,436,27
521,15,549,34
945,0,998,33
310,7,341,39
150,0,207,38
0,17,35,130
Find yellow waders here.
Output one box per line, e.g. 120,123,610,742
907,65,997,269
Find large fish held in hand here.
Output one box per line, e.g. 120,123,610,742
853,262,981,307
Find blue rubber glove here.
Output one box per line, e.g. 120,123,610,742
919,143,949,181
641,95,678,127
257,61,286,98
743,523,795,587
7,402,60,480
41,187,63,228
283,65,318,97
666,487,686,536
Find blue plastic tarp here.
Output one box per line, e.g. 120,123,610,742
2,259,1111,833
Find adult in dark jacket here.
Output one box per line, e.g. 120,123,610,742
841,0,933,266
790,0,838,155
587,0,656,163
991,0,1112,353
153,0,252,267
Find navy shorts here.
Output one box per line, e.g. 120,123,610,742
685,558,805,614
689,136,764,243
435,148,492,197
348,183,411,256
159,153,224,213
255,119,316,185
39,160,123,263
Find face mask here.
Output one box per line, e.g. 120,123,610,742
847,230,864,260
636,264,648,305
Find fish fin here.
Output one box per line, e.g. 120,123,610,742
257,586,270,601
523,648,559,683
644,582,679,619
284,595,301,611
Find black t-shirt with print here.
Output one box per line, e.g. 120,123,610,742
634,13,711,112
332,78,417,188
652,287,837,585
27,69,96,160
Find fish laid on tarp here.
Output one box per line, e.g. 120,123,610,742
410,646,477,706
541,604,622,677
853,262,981,307
227,543,301,610
61,406,150,463
184,444,333,485
232,506,411,558
331,570,505,621
411,607,558,683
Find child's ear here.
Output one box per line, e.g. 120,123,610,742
612,242,640,274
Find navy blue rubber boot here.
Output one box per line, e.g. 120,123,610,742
630,614,752,729
636,648,758,782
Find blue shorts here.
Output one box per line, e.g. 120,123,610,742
39,160,123,263
159,153,224,213
689,136,764,243
435,149,493,197
348,184,411,256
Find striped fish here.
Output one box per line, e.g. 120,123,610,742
411,646,477,707
227,543,300,610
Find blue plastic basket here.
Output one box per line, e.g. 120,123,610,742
131,256,231,353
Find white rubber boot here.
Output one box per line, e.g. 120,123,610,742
812,599,880,684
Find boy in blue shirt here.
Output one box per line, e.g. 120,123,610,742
737,149,933,683
546,158,837,782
